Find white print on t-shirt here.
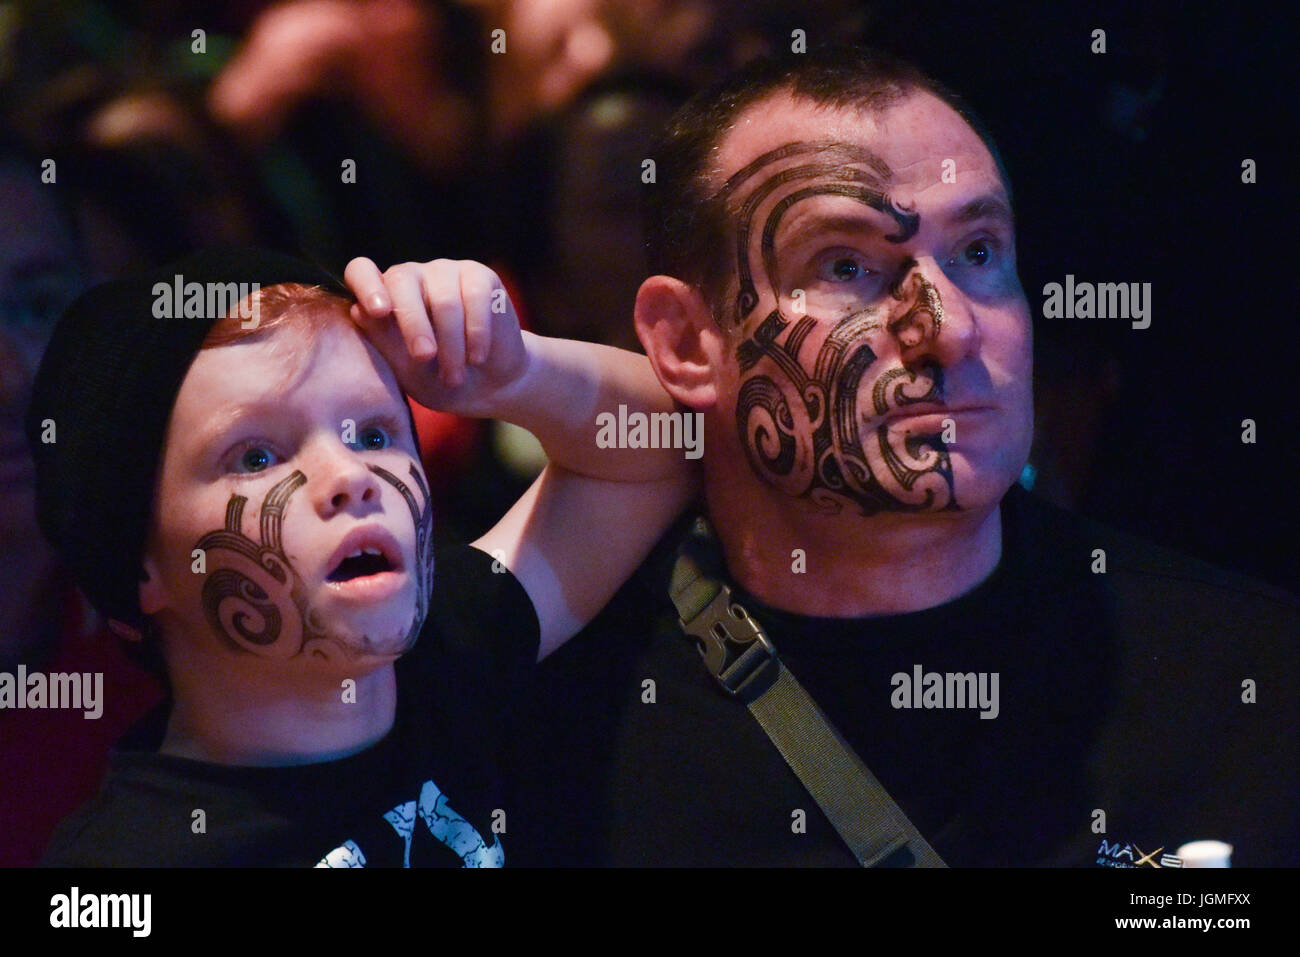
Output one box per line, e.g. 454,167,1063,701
314,778,504,868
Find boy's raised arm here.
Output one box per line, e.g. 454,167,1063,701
345,257,699,659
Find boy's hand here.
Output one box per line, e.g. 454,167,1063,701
343,257,529,416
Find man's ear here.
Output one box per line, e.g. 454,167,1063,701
634,276,725,410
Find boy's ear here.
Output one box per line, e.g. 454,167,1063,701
633,276,725,411
107,619,143,642
138,553,168,617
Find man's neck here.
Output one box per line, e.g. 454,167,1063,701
160,654,398,767
704,478,1004,619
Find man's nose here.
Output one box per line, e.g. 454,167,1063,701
884,259,978,372
308,441,383,517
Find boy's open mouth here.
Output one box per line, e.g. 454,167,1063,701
322,526,405,587
327,548,393,582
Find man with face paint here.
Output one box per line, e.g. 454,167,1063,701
29,248,696,866
505,48,1298,866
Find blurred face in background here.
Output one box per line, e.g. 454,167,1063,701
0,158,87,664
0,160,86,544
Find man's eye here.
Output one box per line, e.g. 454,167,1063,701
237,447,276,473
962,239,995,266
353,426,391,451
815,255,871,283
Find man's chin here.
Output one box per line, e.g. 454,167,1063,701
944,457,1023,512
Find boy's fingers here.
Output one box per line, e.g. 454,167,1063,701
460,262,497,366
385,264,438,362
422,259,466,387
343,257,390,317
349,287,407,372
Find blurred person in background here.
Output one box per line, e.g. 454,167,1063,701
0,142,164,866
481,0,867,352
3,0,502,537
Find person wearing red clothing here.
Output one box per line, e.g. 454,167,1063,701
0,584,163,867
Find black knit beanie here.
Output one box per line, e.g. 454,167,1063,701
25,247,349,628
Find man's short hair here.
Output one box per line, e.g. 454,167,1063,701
642,45,1013,319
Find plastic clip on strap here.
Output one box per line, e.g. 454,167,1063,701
670,518,947,868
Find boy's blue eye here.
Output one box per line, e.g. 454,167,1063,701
353,426,390,451
239,447,274,472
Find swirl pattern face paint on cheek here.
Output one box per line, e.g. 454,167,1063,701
195,461,435,664
366,462,436,650
725,141,958,515
197,470,315,659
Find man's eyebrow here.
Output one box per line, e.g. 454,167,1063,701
779,211,895,248
773,195,1014,250
945,194,1015,228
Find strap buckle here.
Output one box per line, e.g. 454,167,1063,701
679,585,778,698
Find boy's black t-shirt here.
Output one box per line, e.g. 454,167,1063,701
41,545,539,867
504,486,1299,866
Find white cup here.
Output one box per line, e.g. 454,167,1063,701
1176,840,1233,868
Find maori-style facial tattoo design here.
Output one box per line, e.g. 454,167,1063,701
197,463,435,663
726,141,957,515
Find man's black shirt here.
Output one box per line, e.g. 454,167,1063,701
504,486,1298,866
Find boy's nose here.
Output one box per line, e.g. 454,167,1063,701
311,446,383,517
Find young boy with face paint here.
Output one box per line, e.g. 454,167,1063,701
27,247,695,866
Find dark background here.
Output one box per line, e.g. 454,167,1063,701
3,0,1294,589
878,1,1295,591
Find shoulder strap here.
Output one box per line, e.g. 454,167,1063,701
669,518,947,868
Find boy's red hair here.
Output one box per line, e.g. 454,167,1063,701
202,282,354,349
202,279,482,500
